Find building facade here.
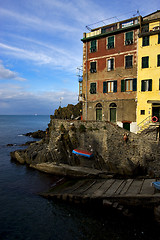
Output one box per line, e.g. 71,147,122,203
81,16,140,132
137,11,160,131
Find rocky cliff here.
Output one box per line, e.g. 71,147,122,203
10,118,160,178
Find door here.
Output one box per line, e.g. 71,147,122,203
152,107,160,122
96,108,102,120
123,122,130,131
110,108,116,122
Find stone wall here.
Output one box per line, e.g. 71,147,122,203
48,119,159,176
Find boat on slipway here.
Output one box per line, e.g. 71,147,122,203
72,149,93,158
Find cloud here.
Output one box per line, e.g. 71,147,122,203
0,83,78,114
0,61,26,81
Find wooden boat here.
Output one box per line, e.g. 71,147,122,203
72,149,93,158
152,181,160,190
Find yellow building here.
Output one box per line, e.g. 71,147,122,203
137,11,160,132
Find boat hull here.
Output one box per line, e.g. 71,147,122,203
72,149,93,158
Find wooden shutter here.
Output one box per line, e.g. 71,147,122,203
113,81,117,92
126,31,133,40
133,78,137,91
149,79,152,91
121,80,125,92
103,82,107,93
141,80,145,91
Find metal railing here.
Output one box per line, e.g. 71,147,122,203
137,115,152,133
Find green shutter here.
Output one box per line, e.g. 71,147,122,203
142,57,149,68
126,32,133,41
142,36,149,46
103,82,107,93
90,83,96,94
149,79,152,91
108,36,114,48
113,81,117,92
90,40,96,52
141,80,145,91
121,80,125,92
133,78,137,91
158,55,160,67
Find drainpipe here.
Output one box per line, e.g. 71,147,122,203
85,41,88,120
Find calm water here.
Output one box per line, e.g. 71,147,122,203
0,115,159,240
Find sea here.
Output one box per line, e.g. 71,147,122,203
0,115,160,240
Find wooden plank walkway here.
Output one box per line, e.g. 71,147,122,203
42,178,160,208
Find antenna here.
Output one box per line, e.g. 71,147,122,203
85,10,140,31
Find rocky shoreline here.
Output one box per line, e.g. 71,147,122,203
10,118,160,179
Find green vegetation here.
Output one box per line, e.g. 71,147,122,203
52,102,82,120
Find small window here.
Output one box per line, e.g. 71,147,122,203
141,79,152,91
142,56,149,68
125,55,133,68
107,36,114,49
107,59,114,71
121,78,137,92
142,36,149,46
90,83,96,94
103,81,117,93
125,31,133,45
141,110,145,115
141,23,149,33
90,62,97,73
90,40,97,52
79,82,82,95
158,34,160,44
157,55,160,67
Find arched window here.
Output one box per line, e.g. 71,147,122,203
96,103,102,121
109,103,117,108
96,103,102,108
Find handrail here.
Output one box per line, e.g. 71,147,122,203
137,115,152,127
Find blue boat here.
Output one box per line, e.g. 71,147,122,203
72,149,93,158
152,181,160,190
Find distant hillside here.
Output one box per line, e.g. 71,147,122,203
52,102,82,119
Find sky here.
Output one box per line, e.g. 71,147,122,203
0,0,159,115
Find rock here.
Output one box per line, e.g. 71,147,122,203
24,130,46,139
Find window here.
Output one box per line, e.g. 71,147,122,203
90,83,96,94
125,31,133,45
125,55,133,68
107,36,114,49
158,55,160,67
79,82,82,95
142,36,149,46
90,40,97,52
107,59,114,71
90,62,97,73
141,23,149,33
141,110,145,115
158,34,160,44
103,81,117,93
141,79,152,91
142,56,149,68
121,78,137,92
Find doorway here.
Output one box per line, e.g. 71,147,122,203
109,103,117,122
152,106,160,122
123,122,130,131
96,103,102,121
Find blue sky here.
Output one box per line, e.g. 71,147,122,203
0,0,159,115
